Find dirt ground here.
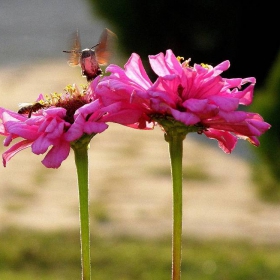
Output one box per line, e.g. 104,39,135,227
1,60,280,244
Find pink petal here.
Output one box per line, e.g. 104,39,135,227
183,98,209,112
124,53,153,89
101,108,143,125
246,135,260,147
2,139,32,167
234,84,254,105
41,141,70,168
149,50,181,76
165,49,183,75
149,52,170,76
216,111,247,122
169,108,200,125
6,122,39,140
84,122,108,134
183,99,219,119
212,60,230,75
64,116,85,141
246,117,271,135
203,129,237,153
32,134,53,154
208,95,239,111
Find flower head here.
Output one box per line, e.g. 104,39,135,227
0,85,126,168
147,50,271,151
95,49,271,152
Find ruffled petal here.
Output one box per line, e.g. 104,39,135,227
203,129,237,153
169,108,200,125
2,140,32,167
41,141,70,168
124,53,153,89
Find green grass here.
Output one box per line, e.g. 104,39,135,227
151,165,210,181
0,228,280,279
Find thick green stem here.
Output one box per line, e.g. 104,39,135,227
168,134,184,280
73,145,91,280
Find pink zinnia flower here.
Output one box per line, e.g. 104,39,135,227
94,50,271,152
0,85,141,168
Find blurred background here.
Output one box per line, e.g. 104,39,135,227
0,0,280,279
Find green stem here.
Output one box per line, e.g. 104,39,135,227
73,145,91,280
168,133,184,280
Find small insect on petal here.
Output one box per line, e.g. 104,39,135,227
18,102,45,118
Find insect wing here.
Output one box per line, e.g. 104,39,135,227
94,28,117,65
65,30,81,67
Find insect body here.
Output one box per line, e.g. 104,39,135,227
18,102,45,118
63,28,117,81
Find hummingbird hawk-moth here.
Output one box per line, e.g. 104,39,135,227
63,28,117,81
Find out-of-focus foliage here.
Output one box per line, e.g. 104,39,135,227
250,50,280,202
87,1,279,87
2,228,280,279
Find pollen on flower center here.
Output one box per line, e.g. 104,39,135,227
57,98,89,124
200,63,212,69
42,84,91,123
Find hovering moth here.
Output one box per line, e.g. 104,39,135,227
63,28,117,81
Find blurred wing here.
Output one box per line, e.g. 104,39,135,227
18,103,32,109
95,28,117,65
66,30,81,66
